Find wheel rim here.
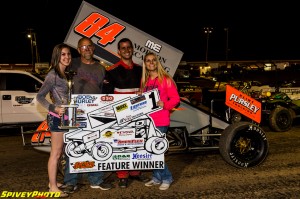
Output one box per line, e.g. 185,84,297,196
230,128,265,162
66,141,84,157
276,112,290,129
91,142,112,161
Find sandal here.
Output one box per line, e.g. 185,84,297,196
48,182,64,189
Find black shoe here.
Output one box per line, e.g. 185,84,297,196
130,175,150,183
62,184,78,194
118,178,128,188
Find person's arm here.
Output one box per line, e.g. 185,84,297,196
162,79,180,110
36,73,56,112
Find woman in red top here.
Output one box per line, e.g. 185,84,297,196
140,52,180,190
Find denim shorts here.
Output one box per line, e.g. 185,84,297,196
47,114,69,132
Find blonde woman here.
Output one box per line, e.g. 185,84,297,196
141,52,180,190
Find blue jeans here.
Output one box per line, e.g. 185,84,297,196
64,154,105,186
151,126,173,184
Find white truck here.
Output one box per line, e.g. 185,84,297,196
0,70,48,129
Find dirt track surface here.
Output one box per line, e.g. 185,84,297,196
1,123,300,199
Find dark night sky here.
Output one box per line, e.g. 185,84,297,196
1,0,299,64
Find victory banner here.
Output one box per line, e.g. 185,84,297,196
64,89,169,173
64,1,183,77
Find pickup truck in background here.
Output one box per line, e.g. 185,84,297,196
0,70,48,128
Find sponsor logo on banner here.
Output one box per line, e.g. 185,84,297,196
116,103,128,112
78,122,87,128
75,95,97,104
72,161,95,169
112,154,131,161
225,85,261,123
101,95,114,101
132,153,153,160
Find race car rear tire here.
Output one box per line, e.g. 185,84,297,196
65,141,84,158
219,122,269,168
91,142,113,161
145,136,168,155
269,107,293,132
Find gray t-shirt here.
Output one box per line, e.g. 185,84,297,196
69,57,106,94
37,69,69,112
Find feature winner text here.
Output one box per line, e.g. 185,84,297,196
98,161,164,171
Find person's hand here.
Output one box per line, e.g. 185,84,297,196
135,89,142,95
157,100,164,108
55,106,65,117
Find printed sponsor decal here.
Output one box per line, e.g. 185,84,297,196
112,154,131,161
117,130,134,136
15,96,34,104
76,109,85,115
103,130,114,138
130,101,147,111
101,95,114,101
130,95,146,104
119,116,132,123
114,139,144,146
132,153,153,160
87,103,98,107
225,85,261,123
78,122,87,128
76,117,87,121
31,131,51,144
71,161,95,169
115,103,128,112
74,95,97,104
